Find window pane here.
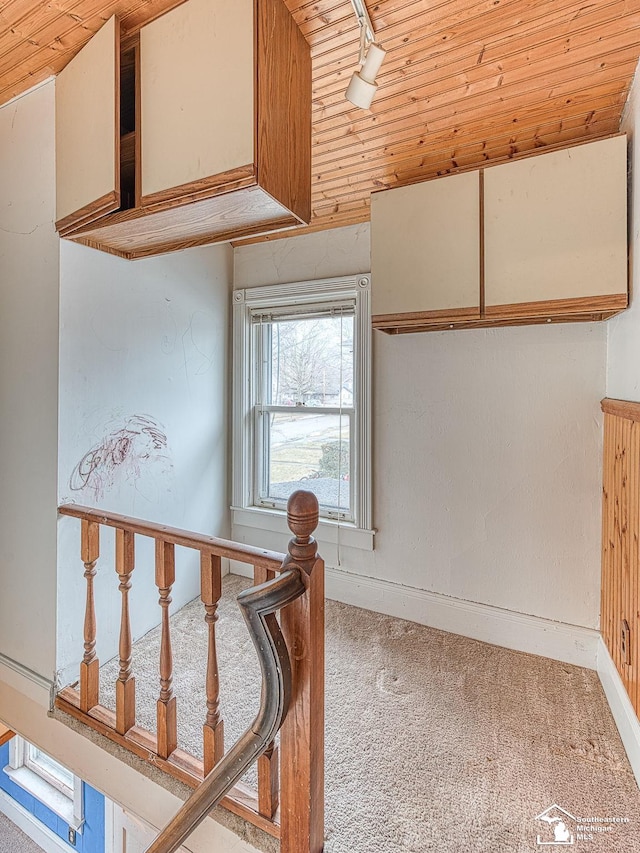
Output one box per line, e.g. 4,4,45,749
28,746,74,792
266,314,354,407
260,411,351,514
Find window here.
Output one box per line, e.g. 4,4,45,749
4,737,83,830
24,744,74,798
233,275,372,544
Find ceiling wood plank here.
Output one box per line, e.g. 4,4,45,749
1,0,638,240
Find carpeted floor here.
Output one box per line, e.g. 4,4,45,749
0,813,45,853
101,574,640,852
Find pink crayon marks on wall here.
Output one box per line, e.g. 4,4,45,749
70,414,172,502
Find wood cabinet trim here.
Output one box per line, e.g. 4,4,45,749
374,304,625,334
71,169,258,234
138,166,257,209
601,399,640,423
70,184,300,259
134,38,141,208
56,189,121,236
484,293,628,319
114,16,121,214
74,213,299,260
255,0,311,223
373,306,480,327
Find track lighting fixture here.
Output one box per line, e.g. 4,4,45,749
346,0,386,110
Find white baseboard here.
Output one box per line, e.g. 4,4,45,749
0,788,73,853
325,568,600,669
231,563,599,668
596,638,640,787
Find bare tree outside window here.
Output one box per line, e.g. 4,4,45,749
271,316,353,406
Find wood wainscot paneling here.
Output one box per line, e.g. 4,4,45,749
601,398,640,721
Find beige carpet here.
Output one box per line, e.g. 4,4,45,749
0,813,45,853
101,575,640,852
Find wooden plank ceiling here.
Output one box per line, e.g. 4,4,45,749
1,0,640,239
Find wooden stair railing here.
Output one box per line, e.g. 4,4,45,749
56,491,325,853
144,566,305,853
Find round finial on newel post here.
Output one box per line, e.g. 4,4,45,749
286,490,319,573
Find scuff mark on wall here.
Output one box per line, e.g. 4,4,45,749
69,414,172,501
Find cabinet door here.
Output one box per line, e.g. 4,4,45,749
55,16,120,232
484,135,628,314
140,0,254,203
371,171,481,319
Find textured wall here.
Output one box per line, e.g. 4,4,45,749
57,240,233,679
234,223,607,629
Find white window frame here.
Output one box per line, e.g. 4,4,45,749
4,736,84,831
232,274,373,550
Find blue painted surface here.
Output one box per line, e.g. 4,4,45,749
0,742,105,852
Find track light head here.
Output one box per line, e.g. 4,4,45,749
345,42,386,110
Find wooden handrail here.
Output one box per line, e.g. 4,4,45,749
58,504,284,570
56,491,325,853
143,567,306,853
601,397,640,423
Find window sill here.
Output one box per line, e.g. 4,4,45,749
231,506,375,552
3,765,83,831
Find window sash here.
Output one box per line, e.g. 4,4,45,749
25,746,74,798
253,311,355,410
254,407,354,521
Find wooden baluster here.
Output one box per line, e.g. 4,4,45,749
258,742,280,819
279,491,324,853
115,528,136,735
201,552,224,775
80,519,100,712
156,539,177,759
253,564,275,586
253,561,279,816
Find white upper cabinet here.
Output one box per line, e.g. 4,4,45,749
371,135,628,333
371,170,481,319
139,0,254,202
55,16,120,229
54,0,310,258
484,135,628,311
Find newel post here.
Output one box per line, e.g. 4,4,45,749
279,491,325,853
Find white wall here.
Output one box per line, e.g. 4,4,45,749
0,81,59,684
608,60,640,399
57,240,232,678
233,224,607,629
